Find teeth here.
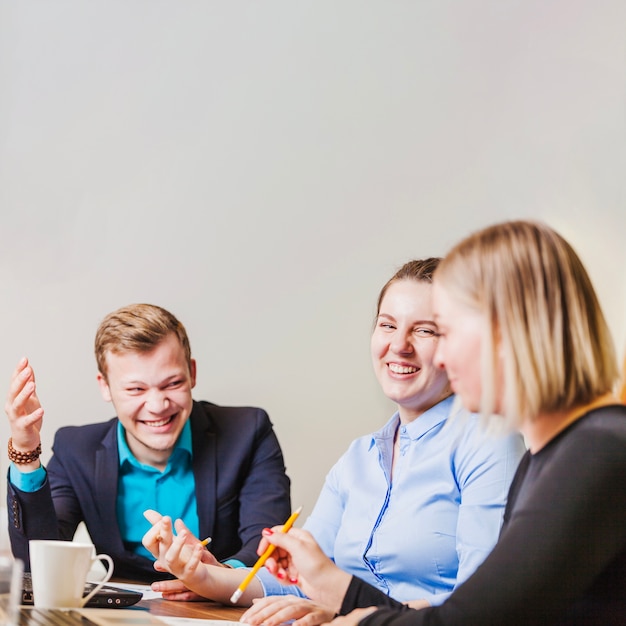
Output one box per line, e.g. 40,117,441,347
388,364,418,374
145,417,172,428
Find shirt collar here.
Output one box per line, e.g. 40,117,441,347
117,418,193,468
370,395,460,450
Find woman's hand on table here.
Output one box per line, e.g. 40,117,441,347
242,595,336,626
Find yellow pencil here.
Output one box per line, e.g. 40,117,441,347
230,506,302,604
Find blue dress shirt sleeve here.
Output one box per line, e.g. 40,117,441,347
9,463,46,492
255,566,308,597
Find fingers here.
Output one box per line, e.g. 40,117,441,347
256,528,349,608
5,358,44,438
256,534,271,557
264,525,310,546
256,525,310,555
151,578,189,594
169,518,220,564
151,579,205,602
259,527,305,584
9,357,29,386
198,548,220,566
173,517,193,536
143,515,173,558
162,530,204,579
261,526,307,567
8,359,35,404
242,596,329,626
143,509,164,525
143,514,216,582
160,590,202,601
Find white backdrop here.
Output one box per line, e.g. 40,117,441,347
1,0,625,520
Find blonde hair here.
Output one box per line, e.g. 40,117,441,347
435,220,618,427
94,303,192,381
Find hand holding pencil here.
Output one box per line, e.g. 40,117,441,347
236,520,353,615
230,506,303,603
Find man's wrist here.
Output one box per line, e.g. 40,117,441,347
8,438,42,464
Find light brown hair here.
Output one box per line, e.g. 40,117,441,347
375,258,441,319
94,303,192,381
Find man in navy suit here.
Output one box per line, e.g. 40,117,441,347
5,303,291,582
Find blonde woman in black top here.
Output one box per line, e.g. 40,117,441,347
247,220,625,626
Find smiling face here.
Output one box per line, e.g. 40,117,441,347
371,279,451,422
432,282,487,414
97,332,197,469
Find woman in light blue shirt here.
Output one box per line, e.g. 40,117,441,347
144,259,525,622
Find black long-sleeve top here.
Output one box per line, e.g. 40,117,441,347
342,405,626,626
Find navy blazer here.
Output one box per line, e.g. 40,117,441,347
7,400,291,582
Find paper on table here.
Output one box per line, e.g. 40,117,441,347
76,611,245,626
98,581,163,600
74,608,165,625
105,582,162,600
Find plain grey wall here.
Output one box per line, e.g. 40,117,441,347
1,0,625,522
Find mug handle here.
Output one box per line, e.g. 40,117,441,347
80,553,114,608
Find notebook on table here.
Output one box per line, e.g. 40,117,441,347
21,573,143,608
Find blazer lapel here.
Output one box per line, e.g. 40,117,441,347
190,402,217,539
95,422,126,553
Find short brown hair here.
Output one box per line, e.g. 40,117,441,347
94,303,192,381
435,220,618,426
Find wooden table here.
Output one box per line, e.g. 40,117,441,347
13,600,244,626
137,595,245,621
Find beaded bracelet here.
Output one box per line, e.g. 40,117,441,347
8,438,42,464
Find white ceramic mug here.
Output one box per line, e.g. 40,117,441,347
29,540,114,609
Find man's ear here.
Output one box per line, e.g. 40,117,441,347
97,372,112,402
189,359,197,389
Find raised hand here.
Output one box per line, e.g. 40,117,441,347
5,357,44,455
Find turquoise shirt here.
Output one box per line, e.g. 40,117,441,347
9,421,199,563
10,421,197,561
10,420,246,568
9,420,253,565
115,420,198,560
